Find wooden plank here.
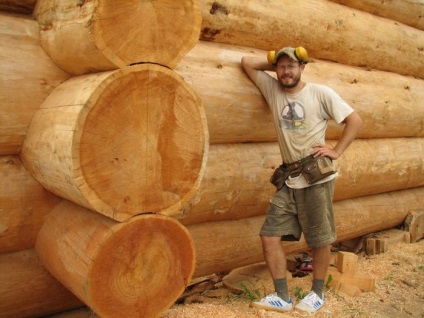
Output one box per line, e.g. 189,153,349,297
404,211,424,243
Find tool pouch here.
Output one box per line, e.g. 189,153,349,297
302,157,336,185
270,166,289,190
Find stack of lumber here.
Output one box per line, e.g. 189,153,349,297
0,0,423,317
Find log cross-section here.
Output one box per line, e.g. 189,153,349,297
21,64,209,221
35,201,196,318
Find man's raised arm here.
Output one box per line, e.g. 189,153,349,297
241,56,274,83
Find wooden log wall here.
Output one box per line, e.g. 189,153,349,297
0,0,424,317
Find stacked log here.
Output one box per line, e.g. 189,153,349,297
1,0,424,317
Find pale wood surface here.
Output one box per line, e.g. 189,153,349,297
0,249,83,317
34,0,201,74
0,12,70,155
329,0,424,31
21,64,208,221
178,41,424,144
0,156,60,253
187,186,424,278
35,201,195,318
180,138,424,225
198,0,424,79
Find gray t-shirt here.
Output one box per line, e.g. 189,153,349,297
256,71,354,188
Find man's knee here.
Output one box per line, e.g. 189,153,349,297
261,236,282,251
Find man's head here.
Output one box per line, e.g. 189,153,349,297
269,47,309,90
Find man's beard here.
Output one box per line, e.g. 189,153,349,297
279,74,301,89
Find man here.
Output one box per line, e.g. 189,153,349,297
241,47,362,313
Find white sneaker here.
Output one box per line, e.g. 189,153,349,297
295,291,325,313
250,292,293,312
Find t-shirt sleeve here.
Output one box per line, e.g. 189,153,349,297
255,71,278,108
319,85,354,125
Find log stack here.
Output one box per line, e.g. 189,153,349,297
0,0,424,317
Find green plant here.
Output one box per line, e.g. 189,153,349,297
294,286,308,300
384,274,395,281
418,265,424,271
229,281,266,302
325,274,333,288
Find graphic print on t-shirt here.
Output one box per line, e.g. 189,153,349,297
279,101,308,130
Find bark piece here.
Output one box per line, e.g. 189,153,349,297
0,0,36,14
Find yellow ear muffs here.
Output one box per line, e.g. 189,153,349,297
267,50,276,64
294,46,308,64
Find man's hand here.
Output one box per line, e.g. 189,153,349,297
311,143,341,160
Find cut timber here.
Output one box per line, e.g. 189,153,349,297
180,138,424,225
0,156,61,253
365,229,411,255
0,0,36,14
198,0,424,79
404,211,424,243
0,12,70,155
331,281,362,298
21,64,208,221
178,41,424,144
327,267,376,292
328,0,424,31
222,263,292,295
35,201,195,318
0,249,83,318
337,252,358,275
34,0,201,74
187,187,424,278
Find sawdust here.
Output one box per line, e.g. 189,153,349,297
162,240,424,318
49,240,424,318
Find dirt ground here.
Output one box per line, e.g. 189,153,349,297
49,237,424,318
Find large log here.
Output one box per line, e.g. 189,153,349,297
198,0,424,79
329,0,424,31
0,156,60,253
0,12,70,155
177,41,424,144
0,0,36,14
21,64,208,222
0,249,83,318
188,187,424,278
35,201,195,318
33,0,201,74
180,138,424,225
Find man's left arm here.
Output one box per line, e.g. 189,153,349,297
312,111,363,160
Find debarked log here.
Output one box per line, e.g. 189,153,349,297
0,249,83,318
34,0,202,74
0,12,70,155
188,186,424,278
177,41,424,144
35,201,195,318
180,138,424,225
197,0,424,79
328,0,424,31
0,155,60,253
21,64,208,222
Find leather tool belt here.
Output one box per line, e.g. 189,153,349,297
270,155,336,189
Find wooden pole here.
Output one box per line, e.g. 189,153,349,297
21,64,208,222
328,0,424,31
188,187,424,278
180,138,424,225
33,0,202,74
177,41,424,144
0,249,83,318
0,12,70,155
35,201,195,318
0,155,60,253
197,0,424,79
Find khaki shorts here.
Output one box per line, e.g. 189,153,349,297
260,179,336,248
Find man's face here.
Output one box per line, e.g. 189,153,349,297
275,56,304,89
